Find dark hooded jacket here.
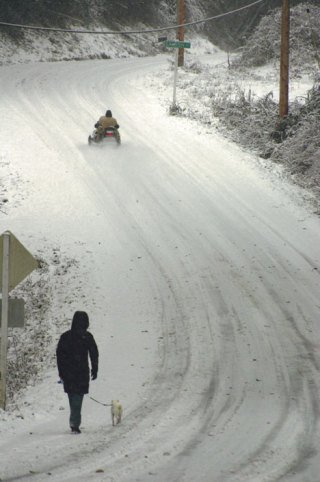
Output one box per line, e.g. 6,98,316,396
56,311,99,394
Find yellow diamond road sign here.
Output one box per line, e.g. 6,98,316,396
0,231,38,293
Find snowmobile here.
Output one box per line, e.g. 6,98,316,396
88,126,121,146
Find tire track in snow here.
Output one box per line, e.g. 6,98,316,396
1,57,320,481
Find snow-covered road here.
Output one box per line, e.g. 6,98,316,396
0,55,320,482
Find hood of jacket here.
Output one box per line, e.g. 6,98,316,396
71,311,89,332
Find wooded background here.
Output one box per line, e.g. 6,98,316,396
0,0,317,49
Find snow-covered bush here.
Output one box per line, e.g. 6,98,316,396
208,81,320,199
210,88,279,158
272,83,320,190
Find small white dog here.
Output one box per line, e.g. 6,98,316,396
111,400,123,426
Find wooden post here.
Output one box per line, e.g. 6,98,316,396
279,0,290,118
177,0,185,67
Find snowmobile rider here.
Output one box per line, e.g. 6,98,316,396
95,109,120,141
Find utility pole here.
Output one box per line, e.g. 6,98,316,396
177,0,185,67
279,0,290,118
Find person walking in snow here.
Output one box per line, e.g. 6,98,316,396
56,311,99,434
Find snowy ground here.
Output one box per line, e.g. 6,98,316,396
0,44,320,482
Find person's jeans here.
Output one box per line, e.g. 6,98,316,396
67,393,84,429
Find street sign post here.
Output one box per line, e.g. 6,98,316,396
164,40,191,111
0,232,9,411
0,231,38,410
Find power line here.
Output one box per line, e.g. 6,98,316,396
0,0,265,36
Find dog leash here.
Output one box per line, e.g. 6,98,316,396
89,396,111,407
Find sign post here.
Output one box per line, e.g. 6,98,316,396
0,231,38,410
173,48,179,106
164,40,191,113
0,232,10,410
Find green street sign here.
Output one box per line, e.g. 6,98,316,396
164,40,191,49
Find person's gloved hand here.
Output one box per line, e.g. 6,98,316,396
91,370,97,380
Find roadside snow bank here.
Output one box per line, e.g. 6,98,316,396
144,52,319,211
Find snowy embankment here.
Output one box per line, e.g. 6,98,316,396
0,25,157,64
150,46,320,208
0,39,319,482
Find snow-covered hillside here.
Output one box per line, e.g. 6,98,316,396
0,9,320,482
